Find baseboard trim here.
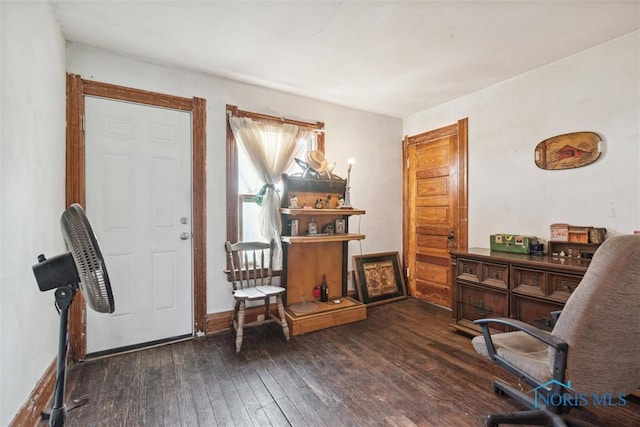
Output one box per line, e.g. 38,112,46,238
206,305,279,334
206,309,232,334
413,296,452,313
10,358,56,427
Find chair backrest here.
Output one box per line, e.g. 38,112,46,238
550,234,640,395
225,240,274,291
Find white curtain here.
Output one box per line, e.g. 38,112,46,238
229,116,301,268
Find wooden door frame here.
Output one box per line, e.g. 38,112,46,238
66,74,207,360
402,118,468,295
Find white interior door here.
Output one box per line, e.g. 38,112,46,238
85,96,193,354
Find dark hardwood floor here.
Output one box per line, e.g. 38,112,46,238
59,298,640,426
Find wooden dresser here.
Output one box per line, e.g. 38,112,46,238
449,249,590,335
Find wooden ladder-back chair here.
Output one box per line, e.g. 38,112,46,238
472,234,640,426
224,240,290,353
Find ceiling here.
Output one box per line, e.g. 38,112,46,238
48,1,639,118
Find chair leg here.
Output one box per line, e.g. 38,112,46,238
493,380,536,409
276,295,290,341
236,300,246,353
231,299,240,329
264,296,271,318
487,380,574,427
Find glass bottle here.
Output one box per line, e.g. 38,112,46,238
320,274,328,302
308,217,317,235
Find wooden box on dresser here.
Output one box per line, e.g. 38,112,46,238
449,248,590,335
280,174,367,336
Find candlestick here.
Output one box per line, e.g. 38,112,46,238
343,159,355,209
343,185,352,209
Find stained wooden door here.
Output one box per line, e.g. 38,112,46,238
403,119,468,308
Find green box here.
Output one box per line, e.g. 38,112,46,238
490,234,535,254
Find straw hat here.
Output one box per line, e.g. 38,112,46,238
305,150,328,171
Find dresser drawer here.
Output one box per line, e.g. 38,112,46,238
547,273,582,302
457,258,481,283
457,283,509,332
511,294,564,332
456,258,508,289
512,267,547,297
511,268,582,302
482,262,509,289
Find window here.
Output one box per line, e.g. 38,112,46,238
226,105,324,246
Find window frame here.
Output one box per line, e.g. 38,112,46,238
225,104,325,249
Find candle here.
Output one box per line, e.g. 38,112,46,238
347,158,354,186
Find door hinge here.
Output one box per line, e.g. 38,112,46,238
406,267,410,278
81,114,85,131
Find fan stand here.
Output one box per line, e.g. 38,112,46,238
40,284,89,427
33,204,115,426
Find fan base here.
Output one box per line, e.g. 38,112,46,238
41,395,89,420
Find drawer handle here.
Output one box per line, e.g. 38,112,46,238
472,301,492,316
463,266,476,275
487,271,500,280
562,284,574,293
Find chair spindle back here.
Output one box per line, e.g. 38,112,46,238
225,240,274,291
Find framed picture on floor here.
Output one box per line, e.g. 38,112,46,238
352,252,407,306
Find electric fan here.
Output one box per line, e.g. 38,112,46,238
32,203,115,427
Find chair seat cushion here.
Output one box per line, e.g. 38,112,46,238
234,285,285,300
234,287,267,299
256,285,286,295
472,331,551,383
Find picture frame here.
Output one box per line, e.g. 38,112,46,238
352,252,407,306
335,219,345,234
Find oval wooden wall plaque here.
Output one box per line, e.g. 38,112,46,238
535,131,602,170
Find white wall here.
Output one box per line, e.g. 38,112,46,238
65,43,403,314
404,32,640,249
0,1,67,425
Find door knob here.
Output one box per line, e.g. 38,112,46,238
179,232,190,240
447,230,455,247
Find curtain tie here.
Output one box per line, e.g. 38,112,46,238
255,183,278,206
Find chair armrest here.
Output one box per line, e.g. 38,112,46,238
474,317,569,389
474,317,566,350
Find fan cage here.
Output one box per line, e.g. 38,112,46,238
61,204,114,314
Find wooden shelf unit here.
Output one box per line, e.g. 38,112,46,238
285,297,366,336
280,174,366,335
547,241,601,260
280,208,366,216
281,233,365,244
